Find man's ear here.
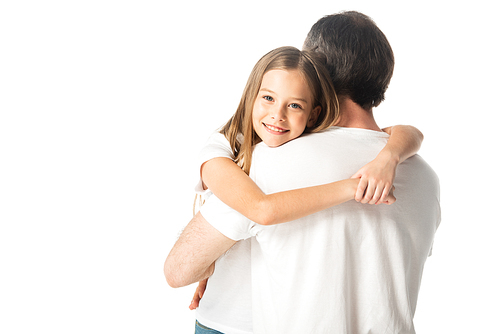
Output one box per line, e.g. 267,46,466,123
307,106,321,127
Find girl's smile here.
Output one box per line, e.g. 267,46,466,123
262,122,289,134
252,69,320,148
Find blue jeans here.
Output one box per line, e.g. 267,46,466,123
195,320,224,334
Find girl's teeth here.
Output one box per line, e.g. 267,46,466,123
265,124,286,132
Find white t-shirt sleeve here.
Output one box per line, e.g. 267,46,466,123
198,132,234,166
194,132,235,196
200,194,255,241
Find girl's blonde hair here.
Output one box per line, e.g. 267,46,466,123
220,46,339,175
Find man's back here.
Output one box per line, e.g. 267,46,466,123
249,127,440,333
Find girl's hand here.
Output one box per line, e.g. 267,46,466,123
351,150,398,205
189,278,208,310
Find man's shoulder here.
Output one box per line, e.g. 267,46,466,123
397,154,440,194
403,154,439,178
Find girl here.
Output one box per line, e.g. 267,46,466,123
172,46,422,333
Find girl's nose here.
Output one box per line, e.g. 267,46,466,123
271,104,286,121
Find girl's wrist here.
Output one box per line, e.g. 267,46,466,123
349,178,360,200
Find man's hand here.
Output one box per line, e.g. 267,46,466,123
189,278,208,310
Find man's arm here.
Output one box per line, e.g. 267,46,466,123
164,212,237,288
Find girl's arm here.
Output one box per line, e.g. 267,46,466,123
382,125,423,162
201,157,393,226
351,125,423,204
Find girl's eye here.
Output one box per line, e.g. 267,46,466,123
263,96,274,102
289,103,302,109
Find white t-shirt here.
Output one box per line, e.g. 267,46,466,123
194,132,253,334
200,127,441,334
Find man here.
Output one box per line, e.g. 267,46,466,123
166,11,440,333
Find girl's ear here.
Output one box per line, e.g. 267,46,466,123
307,106,321,127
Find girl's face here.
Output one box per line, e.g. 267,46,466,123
252,69,320,148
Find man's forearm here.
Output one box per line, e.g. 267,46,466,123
164,212,236,288
164,256,215,288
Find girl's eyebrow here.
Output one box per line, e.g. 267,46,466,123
259,88,309,104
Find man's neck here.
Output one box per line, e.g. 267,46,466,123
334,96,382,131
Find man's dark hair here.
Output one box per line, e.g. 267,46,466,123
303,11,394,109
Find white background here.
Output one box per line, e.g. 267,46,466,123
1,0,499,333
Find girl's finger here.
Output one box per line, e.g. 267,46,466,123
355,178,368,202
